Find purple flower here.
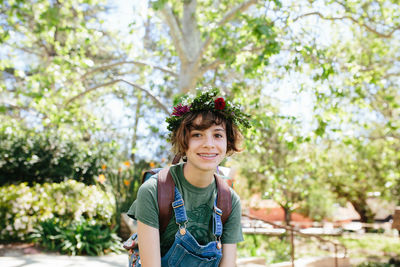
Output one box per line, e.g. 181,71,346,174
172,104,190,116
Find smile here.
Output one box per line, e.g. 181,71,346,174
198,153,218,158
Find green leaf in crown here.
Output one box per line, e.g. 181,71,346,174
166,88,251,134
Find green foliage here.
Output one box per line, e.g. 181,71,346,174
357,263,393,267
151,0,168,10
237,234,291,264
337,234,400,260
239,233,400,265
96,159,151,228
31,219,123,256
316,136,400,221
297,182,335,221
0,0,118,136
0,180,114,241
1,0,399,237
0,125,114,186
235,95,335,223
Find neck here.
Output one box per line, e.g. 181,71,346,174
183,163,215,188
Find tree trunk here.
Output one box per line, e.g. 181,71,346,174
179,61,200,93
282,205,292,226
351,198,375,223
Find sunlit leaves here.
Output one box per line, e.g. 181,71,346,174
0,0,116,134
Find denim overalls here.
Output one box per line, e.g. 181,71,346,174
133,186,223,267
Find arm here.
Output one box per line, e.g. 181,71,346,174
219,243,237,267
137,220,161,267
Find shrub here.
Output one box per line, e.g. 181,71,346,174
97,159,150,227
0,180,114,241
31,219,123,256
357,262,394,267
237,234,291,264
0,126,115,186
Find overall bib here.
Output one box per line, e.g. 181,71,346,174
133,186,223,267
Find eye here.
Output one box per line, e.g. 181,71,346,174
215,133,224,138
191,133,202,138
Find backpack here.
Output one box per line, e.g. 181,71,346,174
123,158,233,266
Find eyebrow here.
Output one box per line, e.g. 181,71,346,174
214,128,225,132
190,127,225,132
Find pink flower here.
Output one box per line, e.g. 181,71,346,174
172,104,190,116
214,97,226,110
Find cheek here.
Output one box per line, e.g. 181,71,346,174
220,139,228,153
187,138,199,150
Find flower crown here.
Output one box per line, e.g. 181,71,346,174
166,88,251,133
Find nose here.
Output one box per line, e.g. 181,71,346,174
202,134,215,148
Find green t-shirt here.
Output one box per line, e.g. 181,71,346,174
127,163,243,256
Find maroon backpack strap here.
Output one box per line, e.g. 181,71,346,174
172,154,181,165
157,168,175,235
215,174,232,225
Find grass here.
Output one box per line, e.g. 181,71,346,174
237,232,400,266
237,234,291,264
336,233,400,265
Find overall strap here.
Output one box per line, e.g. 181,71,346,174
157,165,232,235
157,168,175,235
172,187,188,225
215,174,232,225
213,199,223,238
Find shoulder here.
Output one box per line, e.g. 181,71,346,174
228,187,240,201
228,187,241,210
137,174,158,197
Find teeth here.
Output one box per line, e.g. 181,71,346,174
199,154,217,157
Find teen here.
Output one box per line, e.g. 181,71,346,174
127,88,251,267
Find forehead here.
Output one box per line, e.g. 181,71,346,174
192,115,226,130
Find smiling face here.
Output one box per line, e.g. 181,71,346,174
185,116,227,173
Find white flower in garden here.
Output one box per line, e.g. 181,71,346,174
14,218,24,230
59,207,65,215
54,192,63,201
23,202,31,210
6,225,12,231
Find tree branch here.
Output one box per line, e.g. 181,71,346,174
81,60,178,80
218,0,258,27
65,80,120,105
293,11,400,38
121,79,169,114
199,59,224,75
65,79,169,114
199,0,258,60
384,72,400,79
1,101,47,118
160,4,187,63
182,0,201,62
4,42,43,57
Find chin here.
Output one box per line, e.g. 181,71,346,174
199,163,220,172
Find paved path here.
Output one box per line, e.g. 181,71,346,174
0,254,128,267
0,244,266,267
0,254,270,267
